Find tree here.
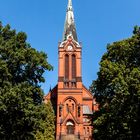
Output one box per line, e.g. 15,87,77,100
90,26,140,140
0,21,55,140
35,101,55,140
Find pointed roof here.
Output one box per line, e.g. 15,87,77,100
63,0,78,41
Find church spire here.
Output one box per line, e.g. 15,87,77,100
63,0,78,41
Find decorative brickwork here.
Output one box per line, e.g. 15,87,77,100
44,0,98,139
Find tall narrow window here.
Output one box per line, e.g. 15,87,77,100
78,106,80,117
83,127,86,135
87,127,90,135
72,54,76,79
66,104,69,113
72,103,74,112
65,54,69,80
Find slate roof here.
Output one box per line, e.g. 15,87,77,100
83,105,93,115
63,0,78,41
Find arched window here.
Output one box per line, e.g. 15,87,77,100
78,105,80,117
59,105,62,117
65,54,69,80
72,54,76,79
83,127,86,135
87,127,90,135
72,103,74,112
66,104,69,113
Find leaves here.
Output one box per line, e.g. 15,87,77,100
0,21,55,140
91,26,140,140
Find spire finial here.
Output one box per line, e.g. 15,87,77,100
68,0,72,8
62,0,78,41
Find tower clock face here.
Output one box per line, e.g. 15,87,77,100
67,45,73,51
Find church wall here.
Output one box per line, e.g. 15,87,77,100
44,0,98,139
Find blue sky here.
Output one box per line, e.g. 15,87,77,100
0,0,140,94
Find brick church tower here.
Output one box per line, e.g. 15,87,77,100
44,0,98,139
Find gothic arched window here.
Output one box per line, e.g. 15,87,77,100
83,127,86,135
66,104,69,113
65,54,69,80
72,103,74,112
87,127,90,135
72,54,76,79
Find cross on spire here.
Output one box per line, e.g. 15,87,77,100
63,0,78,41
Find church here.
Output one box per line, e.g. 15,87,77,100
44,0,98,140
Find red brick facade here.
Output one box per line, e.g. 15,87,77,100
44,0,98,139
44,36,98,140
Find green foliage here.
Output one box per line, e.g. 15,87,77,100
35,101,55,140
90,26,140,140
0,22,55,140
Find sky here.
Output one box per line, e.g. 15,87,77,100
0,0,140,94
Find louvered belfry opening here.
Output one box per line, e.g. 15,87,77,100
65,54,69,80
72,54,76,79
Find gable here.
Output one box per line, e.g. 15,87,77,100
82,84,93,99
44,85,58,103
59,35,81,49
62,111,79,124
